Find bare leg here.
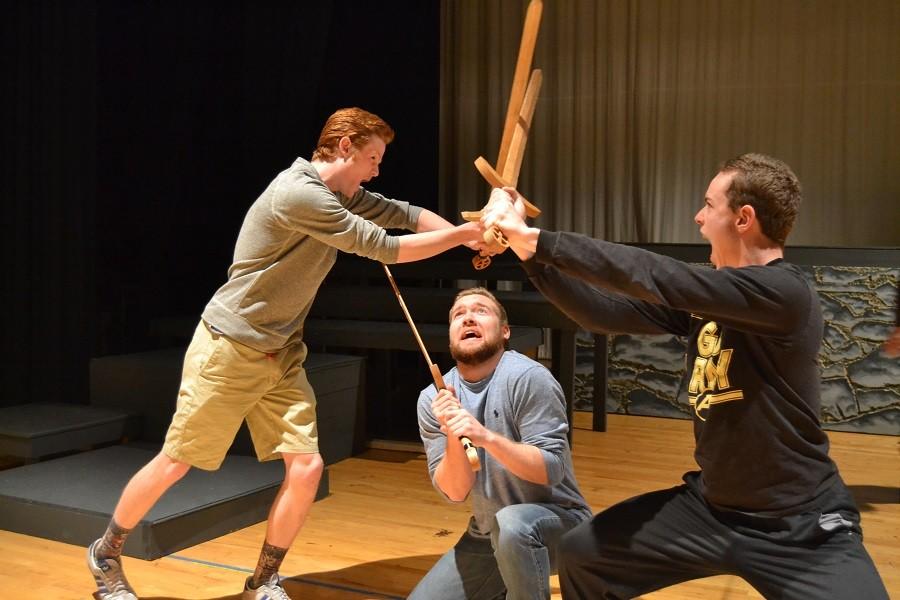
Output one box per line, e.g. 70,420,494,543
248,452,323,587
264,452,323,546
88,451,190,599
113,451,191,529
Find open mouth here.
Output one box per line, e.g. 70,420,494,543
460,329,482,341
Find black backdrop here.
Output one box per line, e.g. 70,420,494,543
1,1,440,407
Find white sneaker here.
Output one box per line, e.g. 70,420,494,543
87,539,138,600
242,573,291,600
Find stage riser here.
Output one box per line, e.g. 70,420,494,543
0,404,137,461
0,445,329,560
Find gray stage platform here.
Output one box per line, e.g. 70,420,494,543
0,350,359,559
0,444,328,559
0,403,136,460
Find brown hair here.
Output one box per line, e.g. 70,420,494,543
719,153,802,247
311,107,395,162
450,287,508,327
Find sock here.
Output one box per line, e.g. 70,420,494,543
95,519,132,560
249,541,288,588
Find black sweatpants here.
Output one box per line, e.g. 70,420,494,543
558,477,888,599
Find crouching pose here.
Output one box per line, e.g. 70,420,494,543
410,287,591,600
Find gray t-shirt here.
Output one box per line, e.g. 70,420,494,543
418,351,592,536
202,157,422,353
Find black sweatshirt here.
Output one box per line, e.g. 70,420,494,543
523,231,840,515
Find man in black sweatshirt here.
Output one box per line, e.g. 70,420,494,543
481,154,888,599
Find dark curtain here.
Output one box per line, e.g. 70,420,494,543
1,0,440,407
2,1,98,407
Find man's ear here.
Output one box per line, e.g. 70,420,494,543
338,136,353,156
502,324,511,341
736,204,755,233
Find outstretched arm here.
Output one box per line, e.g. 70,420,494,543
414,208,455,232
277,183,485,264
481,188,689,336
525,260,691,336
484,189,812,337
395,221,485,263
416,208,489,255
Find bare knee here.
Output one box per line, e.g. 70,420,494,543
283,452,324,489
150,451,191,485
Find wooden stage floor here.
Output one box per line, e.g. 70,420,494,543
1,413,896,599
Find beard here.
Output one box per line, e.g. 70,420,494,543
449,334,505,366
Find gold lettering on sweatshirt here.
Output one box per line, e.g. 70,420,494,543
688,321,742,420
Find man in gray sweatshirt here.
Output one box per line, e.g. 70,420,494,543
87,107,485,600
410,287,591,600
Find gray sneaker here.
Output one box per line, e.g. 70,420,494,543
87,539,138,600
242,573,291,600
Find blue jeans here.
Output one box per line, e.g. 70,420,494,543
408,503,585,600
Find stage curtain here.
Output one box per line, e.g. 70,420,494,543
440,0,899,246
1,1,98,405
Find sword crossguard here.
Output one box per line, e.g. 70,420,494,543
467,0,543,272
484,226,510,248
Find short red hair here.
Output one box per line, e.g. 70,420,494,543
311,107,395,162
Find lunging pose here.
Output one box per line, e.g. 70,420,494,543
87,107,485,600
482,154,888,599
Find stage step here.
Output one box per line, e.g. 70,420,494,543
0,444,328,560
0,349,358,559
0,403,137,461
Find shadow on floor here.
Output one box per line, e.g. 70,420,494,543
142,553,441,600
848,484,900,511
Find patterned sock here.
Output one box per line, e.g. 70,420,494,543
95,519,132,560
249,541,288,588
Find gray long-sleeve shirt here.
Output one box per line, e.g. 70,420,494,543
202,158,422,352
418,351,592,537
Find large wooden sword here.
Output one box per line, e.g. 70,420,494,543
462,0,544,270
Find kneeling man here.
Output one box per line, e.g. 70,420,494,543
409,287,591,600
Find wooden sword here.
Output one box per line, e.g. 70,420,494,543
381,264,481,471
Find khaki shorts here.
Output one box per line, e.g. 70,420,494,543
163,321,318,470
